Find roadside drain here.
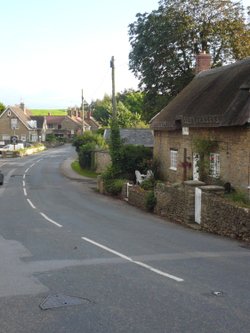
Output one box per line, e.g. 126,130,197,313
40,294,91,310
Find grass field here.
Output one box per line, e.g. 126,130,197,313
30,109,67,116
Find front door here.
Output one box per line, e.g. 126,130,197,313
193,153,200,180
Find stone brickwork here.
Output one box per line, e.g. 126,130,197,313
154,182,185,223
94,150,111,173
201,191,250,242
127,186,148,211
153,127,250,193
98,177,250,242
154,181,204,224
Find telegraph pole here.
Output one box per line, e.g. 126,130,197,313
110,56,117,118
81,89,85,133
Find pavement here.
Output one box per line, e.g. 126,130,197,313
60,156,96,182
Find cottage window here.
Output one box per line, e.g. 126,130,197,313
48,124,54,129
11,118,19,129
209,153,220,178
170,149,178,170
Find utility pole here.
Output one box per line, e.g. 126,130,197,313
110,56,117,118
81,89,85,133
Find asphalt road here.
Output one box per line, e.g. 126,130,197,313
0,144,249,333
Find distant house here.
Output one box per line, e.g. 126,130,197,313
67,107,100,131
0,103,42,144
103,128,154,148
150,56,250,192
45,115,83,139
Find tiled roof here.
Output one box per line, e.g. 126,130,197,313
104,128,154,147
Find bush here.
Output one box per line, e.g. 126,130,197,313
145,191,156,211
225,190,250,207
72,132,107,152
141,177,155,191
104,178,124,196
119,144,153,180
78,143,95,169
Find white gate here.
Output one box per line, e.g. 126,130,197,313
195,187,202,224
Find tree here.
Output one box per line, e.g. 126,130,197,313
128,0,250,119
92,90,148,127
0,102,6,114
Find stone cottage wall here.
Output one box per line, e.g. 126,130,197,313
153,127,250,193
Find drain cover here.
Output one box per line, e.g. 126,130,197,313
40,294,90,310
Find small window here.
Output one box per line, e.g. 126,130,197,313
210,153,220,178
170,149,178,170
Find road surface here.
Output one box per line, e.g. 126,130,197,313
0,144,249,332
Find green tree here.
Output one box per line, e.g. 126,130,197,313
128,0,250,119
91,94,112,126
92,90,148,127
0,102,6,114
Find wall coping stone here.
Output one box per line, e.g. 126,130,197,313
184,180,205,187
200,185,224,192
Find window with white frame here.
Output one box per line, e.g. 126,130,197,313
209,153,220,178
170,149,178,170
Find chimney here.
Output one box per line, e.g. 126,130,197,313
195,52,211,74
20,102,27,114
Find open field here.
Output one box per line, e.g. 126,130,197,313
30,109,67,116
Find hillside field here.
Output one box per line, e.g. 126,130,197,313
30,109,67,116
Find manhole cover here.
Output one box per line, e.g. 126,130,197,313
40,294,91,310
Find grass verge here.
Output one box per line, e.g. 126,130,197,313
71,160,98,178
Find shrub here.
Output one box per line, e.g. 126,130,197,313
72,132,107,152
141,177,155,191
78,143,95,169
119,144,153,180
104,178,124,196
225,190,250,207
145,191,156,211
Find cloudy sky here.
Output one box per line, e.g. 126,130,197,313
0,0,248,109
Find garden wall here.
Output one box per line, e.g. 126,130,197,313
201,190,250,242
94,150,111,173
127,181,250,242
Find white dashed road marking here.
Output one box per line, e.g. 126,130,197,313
81,237,184,282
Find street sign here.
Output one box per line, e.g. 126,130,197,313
11,136,18,144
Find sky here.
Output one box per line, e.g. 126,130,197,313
0,0,249,109
0,0,159,109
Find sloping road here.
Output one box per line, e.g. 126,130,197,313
0,144,250,333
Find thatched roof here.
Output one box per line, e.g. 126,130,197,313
150,57,250,130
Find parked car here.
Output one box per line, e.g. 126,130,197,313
0,143,24,153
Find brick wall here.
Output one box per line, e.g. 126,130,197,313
153,127,250,192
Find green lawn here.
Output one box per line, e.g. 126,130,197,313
71,161,99,178
30,109,67,116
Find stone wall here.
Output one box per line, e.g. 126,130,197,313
154,180,205,224
94,150,111,173
127,186,148,211
201,191,250,242
97,176,250,242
